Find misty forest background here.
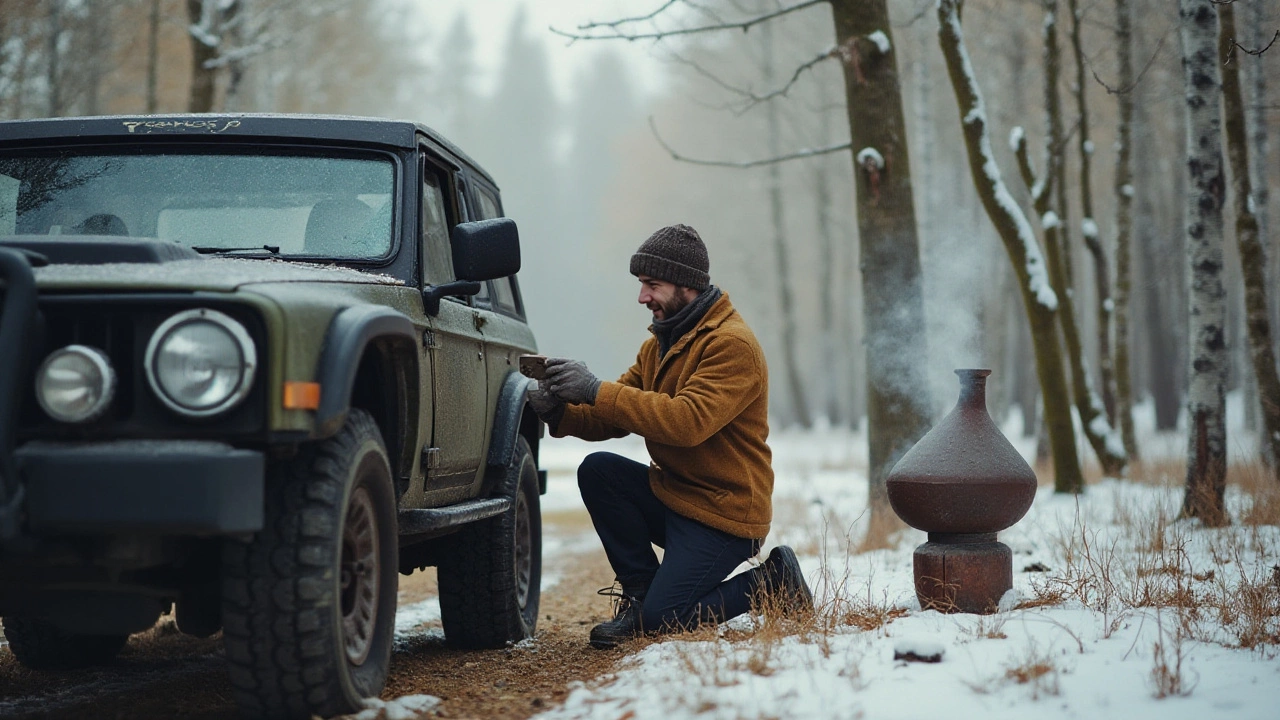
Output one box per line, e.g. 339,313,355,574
2,0,1279,485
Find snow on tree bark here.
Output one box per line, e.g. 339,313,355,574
937,0,1084,494
1010,1,1126,477
1111,0,1139,460
186,0,231,113
1218,1,1280,477
1067,0,1118,425
1013,128,1127,477
830,0,932,512
1178,0,1228,525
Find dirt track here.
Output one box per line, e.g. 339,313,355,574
0,507,633,720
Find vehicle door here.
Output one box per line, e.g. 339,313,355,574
421,157,487,490
465,176,536,443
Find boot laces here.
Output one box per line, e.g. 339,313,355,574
596,584,640,619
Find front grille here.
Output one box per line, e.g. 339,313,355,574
17,296,265,441
36,307,136,421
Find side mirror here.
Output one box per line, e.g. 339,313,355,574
450,218,520,282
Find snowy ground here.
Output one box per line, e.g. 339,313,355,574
365,396,1280,720
523,399,1280,720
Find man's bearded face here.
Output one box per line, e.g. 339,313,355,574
637,275,694,321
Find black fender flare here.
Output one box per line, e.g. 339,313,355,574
485,370,539,489
314,306,418,437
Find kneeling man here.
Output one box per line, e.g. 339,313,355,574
530,224,812,649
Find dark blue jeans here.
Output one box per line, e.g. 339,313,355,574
577,451,762,631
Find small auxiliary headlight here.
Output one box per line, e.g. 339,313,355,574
36,345,116,423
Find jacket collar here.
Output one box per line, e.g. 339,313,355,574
656,292,734,371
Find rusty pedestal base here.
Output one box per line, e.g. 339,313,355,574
913,533,1011,614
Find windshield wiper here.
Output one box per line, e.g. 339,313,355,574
192,245,281,255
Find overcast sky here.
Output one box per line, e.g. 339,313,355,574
413,0,673,98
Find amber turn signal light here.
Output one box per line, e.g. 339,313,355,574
283,381,321,410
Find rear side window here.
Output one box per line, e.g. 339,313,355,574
473,184,519,316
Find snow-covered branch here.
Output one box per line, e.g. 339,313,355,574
937,1,1056,311
1011,126,1052,206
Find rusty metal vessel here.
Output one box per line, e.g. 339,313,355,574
886,369,1037,613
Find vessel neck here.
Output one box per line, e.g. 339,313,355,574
955,368,992,410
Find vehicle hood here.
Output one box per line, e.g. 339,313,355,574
32,257,405,292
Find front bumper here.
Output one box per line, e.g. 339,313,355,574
15,440,264,535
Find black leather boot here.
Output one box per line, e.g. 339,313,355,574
589,585,645,649
759,545,814,615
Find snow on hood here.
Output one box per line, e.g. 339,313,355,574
33,257,404,292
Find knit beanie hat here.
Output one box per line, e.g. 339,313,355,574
629,224,710,291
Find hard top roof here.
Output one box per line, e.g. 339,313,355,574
0,113,496,185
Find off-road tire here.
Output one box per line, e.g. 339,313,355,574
0,617,128,670
221,409,398,720
438,436,541,649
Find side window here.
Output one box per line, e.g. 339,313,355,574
474,184,519,315
475,187,501,220
421,167,455,286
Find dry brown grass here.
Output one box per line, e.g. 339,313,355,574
1230,461,1280,526
1001,640,1061,699
1150,612,1196,698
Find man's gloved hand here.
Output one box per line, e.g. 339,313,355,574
546,358,602,405
527,379,562,418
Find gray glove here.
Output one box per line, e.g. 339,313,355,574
527,379,562,417
546,358,602,405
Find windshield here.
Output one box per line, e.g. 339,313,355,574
0,149,396,258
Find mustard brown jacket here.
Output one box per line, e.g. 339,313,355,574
552,292,773,539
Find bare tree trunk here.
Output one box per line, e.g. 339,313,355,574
830,0,933,511
1245,1,1273,391
1014,133,1126,476
81,3,112,115
222,0,246,110
938,0,1084,494
815,111,842,426
45,0,62,116
1022,0,1126,476
762,21,811,430
1112,0,1139,461
1067,0,1118,425
146,0,161,113
1219,2,1280,476
187,0,219,113
1178,0,1228,525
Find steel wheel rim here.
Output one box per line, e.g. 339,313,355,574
341,484,380,666
514,488,532,609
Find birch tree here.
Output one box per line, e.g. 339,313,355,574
1178,0,1228,525
938,0,1085,494
1219,1,1280,476
1111,0,1139,460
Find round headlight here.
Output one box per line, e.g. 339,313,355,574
36,345,116,423
145,308,257,418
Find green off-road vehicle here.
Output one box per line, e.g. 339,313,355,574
0,114,544,718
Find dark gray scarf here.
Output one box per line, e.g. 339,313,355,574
652,286,722,359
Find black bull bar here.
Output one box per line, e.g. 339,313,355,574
0,246,41,542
